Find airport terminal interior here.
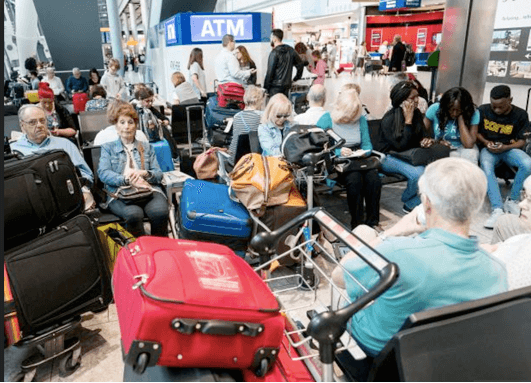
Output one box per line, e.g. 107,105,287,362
4,0,531,381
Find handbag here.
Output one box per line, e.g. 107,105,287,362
113,185,153,204
390,144,451,166
193,147,226,180
281,125,330,165
335,155,381,173
229,153,295,214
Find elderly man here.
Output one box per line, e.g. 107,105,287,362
332,157,507,358
215,34,255,85
12,104,93,188
65,67,89,95
293,84,332,129
44,67,65,98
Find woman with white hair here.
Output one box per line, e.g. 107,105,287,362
257,93,293,156
228,86,264,165
332,157,507,357
331,89,382,230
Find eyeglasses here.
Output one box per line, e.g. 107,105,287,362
276,114,290,119
22,118,47,127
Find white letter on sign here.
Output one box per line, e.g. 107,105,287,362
227,19,244,37
167,24,176,40
201,20,215,37
212,20,225,36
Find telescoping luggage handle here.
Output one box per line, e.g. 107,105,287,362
250,207,399,368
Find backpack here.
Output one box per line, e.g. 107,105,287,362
404,44,416,67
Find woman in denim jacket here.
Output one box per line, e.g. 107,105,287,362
98,102,168,237
257,93,293,156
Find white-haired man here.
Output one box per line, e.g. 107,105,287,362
65,67,88,95
293,84,332,129
332,157,508,358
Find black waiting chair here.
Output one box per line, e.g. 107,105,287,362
77,110,109,146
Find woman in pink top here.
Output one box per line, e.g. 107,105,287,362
310,50,327,85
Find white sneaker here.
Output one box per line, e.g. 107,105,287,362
504,198,521,216
484,208,504,229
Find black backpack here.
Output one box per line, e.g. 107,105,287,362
404,44,416,67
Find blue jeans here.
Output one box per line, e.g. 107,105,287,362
381,155,425,210
480,148,531,210
108,192,169,237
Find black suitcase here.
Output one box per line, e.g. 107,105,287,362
171,104,205,144
4,150,84,249
4,214,113,336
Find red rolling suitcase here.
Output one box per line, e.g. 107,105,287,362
72,92,89,114
113,237,284,376
217,82,245,109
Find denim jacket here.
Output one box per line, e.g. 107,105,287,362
98,139,163,205
258,121,292,156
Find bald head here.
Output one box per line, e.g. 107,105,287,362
308,84,326,107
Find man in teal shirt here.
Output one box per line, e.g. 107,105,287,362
337,158,508,357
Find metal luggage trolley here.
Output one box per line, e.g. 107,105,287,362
250,208,399,382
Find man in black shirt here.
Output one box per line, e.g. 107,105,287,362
263,29,304,98
478,85,531,229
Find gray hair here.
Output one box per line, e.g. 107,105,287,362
243,85,264,107
72,67,80,74
418,158,487,223
18,104,46,123
308,84,326,106
222,34,234,47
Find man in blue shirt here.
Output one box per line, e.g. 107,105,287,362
12,105,94,208
333,157,508,357
65,67,89,95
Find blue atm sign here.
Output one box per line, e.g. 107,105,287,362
379,0,421,11
190,15,253,43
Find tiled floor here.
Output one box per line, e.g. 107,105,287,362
4,71,512,382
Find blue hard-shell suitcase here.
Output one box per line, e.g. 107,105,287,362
151,139,174,172
205,95,240,129
178,179,252,253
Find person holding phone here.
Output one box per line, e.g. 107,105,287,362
422,87,480,164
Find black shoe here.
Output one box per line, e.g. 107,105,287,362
402,204,413,214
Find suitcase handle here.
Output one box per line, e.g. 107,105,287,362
171,318,265,337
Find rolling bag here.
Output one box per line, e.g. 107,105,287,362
4,215,113,336
205,95,240,129
113,237,284,375
4,150,84,250
72,92,89,114
171,104,205,144
217,82,245,109
151,139,175,172
178,179,252,253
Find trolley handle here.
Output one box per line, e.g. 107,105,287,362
299,133,345,168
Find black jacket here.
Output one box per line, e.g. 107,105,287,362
389,42,406,71
375,108,426,153
264,44,304,91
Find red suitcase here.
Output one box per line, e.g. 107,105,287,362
113,237,284,376
72,92,88,113
217,82,245,109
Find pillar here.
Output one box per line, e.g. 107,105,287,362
106,0,125,76
128,2,139,41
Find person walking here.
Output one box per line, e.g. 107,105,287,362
328,40,339,78
389,35,406,72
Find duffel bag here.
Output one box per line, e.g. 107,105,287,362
217,82,245,109
193,147,227,180
229,153,294,214
281,125,330,165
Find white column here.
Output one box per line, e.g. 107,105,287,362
128,2,139,41
139,0,149,38
106,0,125,76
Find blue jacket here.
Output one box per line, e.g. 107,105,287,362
65,75,89,93
257,121,292,156
98,139,163,204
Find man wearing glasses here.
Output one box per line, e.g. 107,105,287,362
12,104,94,187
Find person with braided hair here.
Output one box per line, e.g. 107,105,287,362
375,80,428,212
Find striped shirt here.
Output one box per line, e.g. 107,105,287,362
229,110,263,165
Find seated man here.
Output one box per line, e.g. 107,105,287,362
12,104,94,206
478,85,531,229
293,84,332,129
65,67,89,96
332,157,507,357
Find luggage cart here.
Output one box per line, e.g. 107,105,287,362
9,316,82,382
250,207,399,381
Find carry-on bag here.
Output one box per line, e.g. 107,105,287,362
96,223,135,274
178,179,252,252
72,92,89,114
205,95,240,129
281,125,330,165
4,215,113,336
151,139,175,172
171,104,205,144
4,150,84,249
192,147,226,180
4,264,22,347
113,237,284,375
217,82,245,109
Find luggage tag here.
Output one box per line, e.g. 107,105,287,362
224,118,234,134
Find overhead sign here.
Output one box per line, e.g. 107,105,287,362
165,17,178,46
379,0,421,11
190,15,253,43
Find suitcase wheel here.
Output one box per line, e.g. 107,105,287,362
255,358,269,378
133,353,149,375
58,347,81,377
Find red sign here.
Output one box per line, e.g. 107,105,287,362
371,29,383,47
417,28,427,46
